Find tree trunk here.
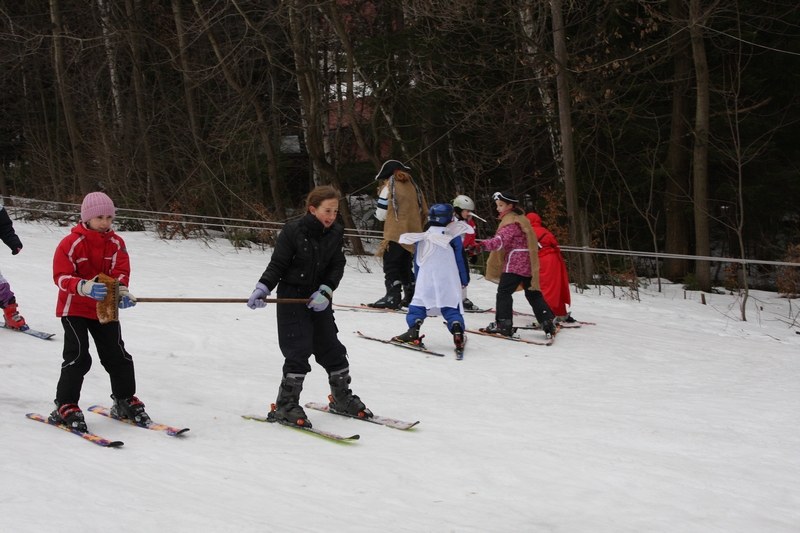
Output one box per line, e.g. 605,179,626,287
518,1,563,183
287,0,365,254
193,0,287,221
50,0,91,194
323,0,380,169
663,0,694,282
124,0,166,210
689,0,715,292
171,0,204,158
231,0,286,220
551,0,592,285
97,0,124,135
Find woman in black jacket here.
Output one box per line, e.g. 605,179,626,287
0,203,26,329
247,186,372,428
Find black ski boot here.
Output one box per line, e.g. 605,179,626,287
481,318,516,337
462,298,477,311
111,395,153,426
400,282,416,308
368,281,402,310
527,290,557,339
452,321,466,358
49,401,88,433
328,368,372,418
268,374,311,427
392,318,424,346
540,319,557,338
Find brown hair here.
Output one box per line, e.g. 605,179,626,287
393,170,411,183
305,185,342,211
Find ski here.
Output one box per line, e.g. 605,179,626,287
304,402,419,430
241,414,359,442
334,303,407,314
336,303,487,315
26,413,124,447
355,331,446,357
517,322,581,330
88,405,190,436
466,327,556,346
484,309,595,325
3,324,55,340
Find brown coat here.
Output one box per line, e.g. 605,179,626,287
377,172,428,255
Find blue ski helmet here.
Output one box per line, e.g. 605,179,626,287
428,203,454,226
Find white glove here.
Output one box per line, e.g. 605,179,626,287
119,285,136,309
78,278,107,301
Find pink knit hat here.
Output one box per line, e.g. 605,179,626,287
81,192,116,222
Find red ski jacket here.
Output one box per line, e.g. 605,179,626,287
53,223,131,319
526,213,571,316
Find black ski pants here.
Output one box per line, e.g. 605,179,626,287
382,240,414,287
276,283,349,376
56,316,136,405
495,272,555,324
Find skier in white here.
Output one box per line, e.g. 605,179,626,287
391,204,473,355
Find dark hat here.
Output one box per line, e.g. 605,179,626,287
492,190,519,204
375,160,412,180
428,203,454,226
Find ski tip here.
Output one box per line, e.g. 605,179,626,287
241,414,269,421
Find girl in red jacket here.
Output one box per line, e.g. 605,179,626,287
49,192,149,433
526,212,572,318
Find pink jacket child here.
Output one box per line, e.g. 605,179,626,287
480,219,536,278
472,191,556,338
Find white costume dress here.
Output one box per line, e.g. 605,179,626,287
398,221,473,315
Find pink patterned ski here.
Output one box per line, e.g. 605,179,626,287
26,413,124,447
88,405,189,436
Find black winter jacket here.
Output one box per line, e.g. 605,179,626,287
258,213,346,294
0,206,22,254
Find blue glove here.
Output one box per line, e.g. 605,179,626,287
119,285,136,309
307,284,333,312
247,282,270,309
78,279,107,301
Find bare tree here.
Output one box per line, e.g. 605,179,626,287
286,0,365,253
124,0,166,210
662,0,694,281
50,0,91,194
550,0,592,284
193,0,287,221
688,0,720,292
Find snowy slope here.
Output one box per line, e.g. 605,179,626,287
1,220,799,533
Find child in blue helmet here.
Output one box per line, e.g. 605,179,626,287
391,203,473,355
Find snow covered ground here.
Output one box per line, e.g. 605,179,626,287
2,219,799,533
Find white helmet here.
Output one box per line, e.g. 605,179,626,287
452,195,475,211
